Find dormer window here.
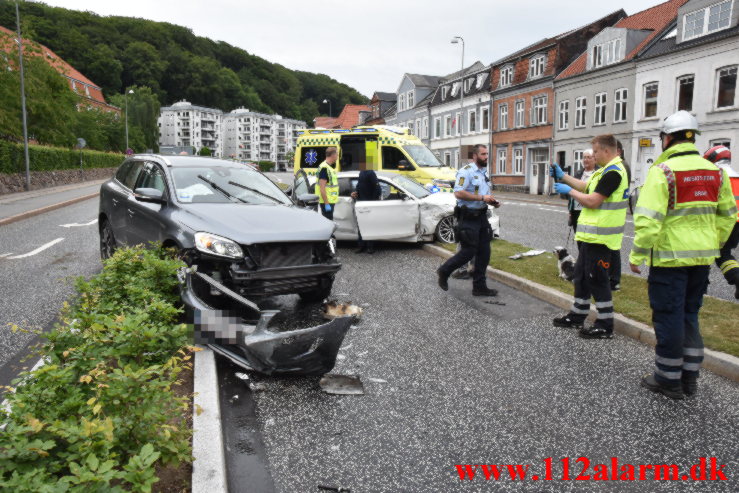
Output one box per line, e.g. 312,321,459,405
592,38,622,69
476,72,487,89
442,86,448,100
464,78,473,93
529,55,545,79
407,90,414,108
451,81,461,97
500,65,513,87
683,0,733,41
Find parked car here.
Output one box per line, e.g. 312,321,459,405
292,170,500,244
99,154,341,301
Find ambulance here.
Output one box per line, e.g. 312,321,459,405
293,125,457,191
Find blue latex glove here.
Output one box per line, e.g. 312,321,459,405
324,203,332,212
550,163,564,180
554,182,572,195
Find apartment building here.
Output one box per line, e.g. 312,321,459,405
630,0,739,184
492,10,625,194
222,108,304,168
158,100,223,156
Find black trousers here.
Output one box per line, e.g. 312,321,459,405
319,203,334,220
568,242,614,330
715,222,739,283
439,214,492,288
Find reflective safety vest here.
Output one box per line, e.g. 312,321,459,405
575,157,629,250
314,161,339,204
629,143,738,267
717,160,739,223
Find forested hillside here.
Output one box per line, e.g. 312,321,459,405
0,1,367,123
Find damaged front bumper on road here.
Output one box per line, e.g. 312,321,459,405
178,267,353,376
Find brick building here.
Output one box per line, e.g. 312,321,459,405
490,11,624,193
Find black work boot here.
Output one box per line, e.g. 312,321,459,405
472,286,498,297
579,323,613,339
552,314,584,329
682,375,698,396
641,373,684,400
436,268,449,291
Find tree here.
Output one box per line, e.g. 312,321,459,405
109,85,160,152
198,147,212,156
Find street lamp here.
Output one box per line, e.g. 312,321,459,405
125,88,134,152
322,98,332,118
15,2,30,190
451,36,464,169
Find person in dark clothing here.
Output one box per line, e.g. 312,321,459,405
351,167,381,253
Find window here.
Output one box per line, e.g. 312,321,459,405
644,82,659,117
434,117,441,138
532,95,547,125
455,112,461,136
408,121,414,135
513,148,523,175
476,73,487,89
592,44,604,68
382,146,408,170
464,78,473,93
445,115,452,137
469,110,477,132
710,138,731,148
573,150,584,174
515,100,525,127
677,75,694,111
398,93,405,112
482,107,490,131
499,104,508,130
500,65,514,87
444,152,451,166
717,66,737,108
423,117,429,139
497,148,507,174
614,88,628,123
407,91,415,108
451,82,461,97
558,100,569,130
575,97,587,128
442,86,448,100
415,119,421,137
529,55,545,79
594,92,607,125
683,1,733,41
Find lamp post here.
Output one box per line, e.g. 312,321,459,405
322,98,332,118
15,2,30,190
125,89,134,152
451,36,464,169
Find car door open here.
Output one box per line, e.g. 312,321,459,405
354,181,419,241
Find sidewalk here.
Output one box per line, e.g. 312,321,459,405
0,180,105,225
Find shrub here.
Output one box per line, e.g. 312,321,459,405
257,160,275,172
0,246,193,492
0,141,123,175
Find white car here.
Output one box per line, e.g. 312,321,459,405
292,170,500,244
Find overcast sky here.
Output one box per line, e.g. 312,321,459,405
43,0,668,98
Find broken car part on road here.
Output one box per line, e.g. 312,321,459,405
178,266,354,376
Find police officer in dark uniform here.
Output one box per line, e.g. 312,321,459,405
436,144,501,296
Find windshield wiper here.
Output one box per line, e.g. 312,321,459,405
227,181,283,204
197,175,247,203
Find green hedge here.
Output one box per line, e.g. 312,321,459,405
257,160,275,172
0,246,193,492
0,141,124,174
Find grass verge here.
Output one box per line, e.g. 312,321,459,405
442,239,739,358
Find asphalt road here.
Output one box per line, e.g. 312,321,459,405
0,198,101,388
219,245,739,493
495,195,738,303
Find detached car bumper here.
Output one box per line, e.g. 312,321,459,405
178,267,352,376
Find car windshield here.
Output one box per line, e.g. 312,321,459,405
171,167,291,205
390,175,430,199
403,145,444,167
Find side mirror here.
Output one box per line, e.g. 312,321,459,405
297,193,319,206
134,187,165,203
398,160,411,171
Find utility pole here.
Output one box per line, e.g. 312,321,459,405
16,2,30,190
451,36,465,169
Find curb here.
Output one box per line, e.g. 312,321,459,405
423,244,739,384
193,346,228,493
0,192,99,226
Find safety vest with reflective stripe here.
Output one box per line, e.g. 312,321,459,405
717,160,739,222
575,157,629,250
629,143,738,267
314,161,339,204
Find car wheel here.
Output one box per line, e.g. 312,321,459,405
435,215,457,244
99,219,116,260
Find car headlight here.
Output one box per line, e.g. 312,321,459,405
194,232,244,259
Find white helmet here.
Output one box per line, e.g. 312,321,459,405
660,110,700,136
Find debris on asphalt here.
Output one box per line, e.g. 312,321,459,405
318,485,351,492
368,377,388,384
336,354,346,361
319,374,365,395
508,249,546,260
249,382,267,392
323,301,363,319
484,300,507,306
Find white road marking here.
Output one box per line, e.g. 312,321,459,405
60,219,98,228
0,253,12,258
7,238,64,259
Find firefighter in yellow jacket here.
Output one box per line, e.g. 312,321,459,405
551,134,629,339
630,111,737,400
